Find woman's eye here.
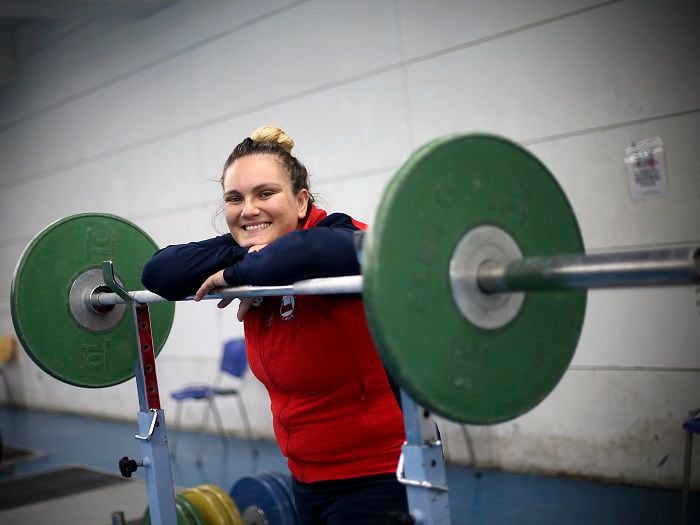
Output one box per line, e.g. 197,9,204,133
260,191,274,199
226,196,242,204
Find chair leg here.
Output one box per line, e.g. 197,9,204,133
170,402,183,458
196,401,212,466
209,398,228,447
682,430,693,525
236,394,258,456
0,369,12,404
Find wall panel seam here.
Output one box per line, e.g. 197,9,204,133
569,365,700,372
0,164,400,250
0,0,312,134
0,64,405,192
522,108,700,147
316,164,397,185
0,167,399,248
399,0,624,69
391,0,416,153
2,103,696,197
0,0,622,136
16,17,97,63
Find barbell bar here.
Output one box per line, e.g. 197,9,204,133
93,275,365,307
10,134,699,424
476,246,698,293
91,246,698,309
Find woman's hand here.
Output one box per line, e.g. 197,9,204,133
236,243,268,320
194,244,270,314
248,243,267,253
194,270,232,309
195,244,270,315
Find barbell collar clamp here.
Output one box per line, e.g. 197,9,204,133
101,261,137,303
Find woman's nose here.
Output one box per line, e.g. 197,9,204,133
241,199,260,217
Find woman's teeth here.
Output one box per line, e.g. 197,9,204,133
244,223,270,231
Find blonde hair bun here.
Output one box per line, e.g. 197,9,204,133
251,125,294,153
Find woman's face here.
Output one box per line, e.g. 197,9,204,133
223,154,309,247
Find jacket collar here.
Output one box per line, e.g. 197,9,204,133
302,204,327,230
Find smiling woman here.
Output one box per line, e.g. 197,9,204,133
141,126,409,524
221,128,311,248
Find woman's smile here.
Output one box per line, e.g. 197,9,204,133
243,222,271,231
223,155,309,247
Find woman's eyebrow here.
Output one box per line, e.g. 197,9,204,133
252,182,282,192
224,183,282,198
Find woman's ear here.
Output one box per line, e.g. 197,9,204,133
296,189,310,220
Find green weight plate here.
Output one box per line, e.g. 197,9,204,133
363,134,586,424
11,213,175,388
177,493,206,525
144,494,204,525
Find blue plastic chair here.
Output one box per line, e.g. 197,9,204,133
170,339,257,464
682,409,700,525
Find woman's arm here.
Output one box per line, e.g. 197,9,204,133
141,234,248,300
223,213,361,286
148,213,362,302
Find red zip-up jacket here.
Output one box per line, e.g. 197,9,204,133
142,206,405,482
242,207,404,482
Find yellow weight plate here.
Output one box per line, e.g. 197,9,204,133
199,484,243,525
182,487,229,525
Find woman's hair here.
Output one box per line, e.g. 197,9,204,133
221,126,314,206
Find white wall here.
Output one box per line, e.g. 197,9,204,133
0,0,698,489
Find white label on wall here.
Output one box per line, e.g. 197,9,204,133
623,137,668,200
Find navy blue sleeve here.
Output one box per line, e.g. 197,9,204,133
141,234,248,300
222,213,362,286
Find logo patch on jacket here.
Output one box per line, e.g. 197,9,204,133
280,295,295,320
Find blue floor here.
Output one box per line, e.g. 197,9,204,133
1,406,697,524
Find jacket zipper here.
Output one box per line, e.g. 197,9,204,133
259,306,294,462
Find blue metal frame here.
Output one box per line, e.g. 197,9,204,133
103,261,177,524
398,390,451,524
129,303,177,525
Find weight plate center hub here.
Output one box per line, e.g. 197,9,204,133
69,268,126,331
242,507,268,525
449,225,524,330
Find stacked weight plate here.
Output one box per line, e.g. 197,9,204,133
143,493,205,525
230,472,298,525
182,484,243,525
144,484,242,525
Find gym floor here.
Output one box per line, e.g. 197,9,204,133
1,405,697,524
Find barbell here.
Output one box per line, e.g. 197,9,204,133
10,134,698,424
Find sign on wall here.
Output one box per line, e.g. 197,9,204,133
624,137,668,200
